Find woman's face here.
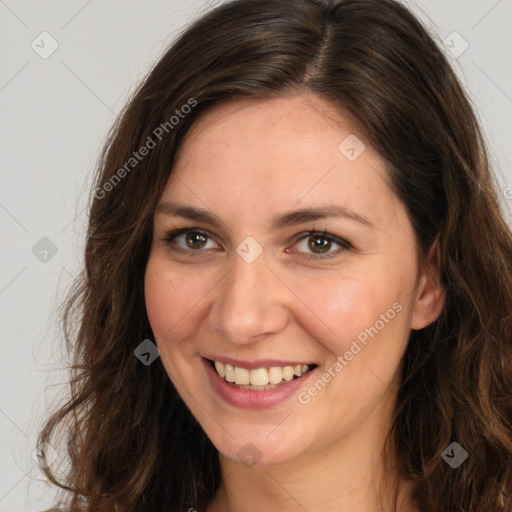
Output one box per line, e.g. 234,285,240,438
145,95,433,466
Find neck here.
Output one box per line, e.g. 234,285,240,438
207,390,419,512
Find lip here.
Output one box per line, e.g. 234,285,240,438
202,355,316,370
203,357,318,410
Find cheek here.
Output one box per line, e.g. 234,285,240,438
144,257,205,346
294,274,387,349
292,268,413,377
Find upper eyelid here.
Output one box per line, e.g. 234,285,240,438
163,227,220,244
162,227,351,251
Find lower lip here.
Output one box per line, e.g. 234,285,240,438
203,358,317,410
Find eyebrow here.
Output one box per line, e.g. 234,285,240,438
154,202,373,230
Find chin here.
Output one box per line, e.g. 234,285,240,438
204,419,313,468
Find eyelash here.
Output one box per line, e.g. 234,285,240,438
161,227,352,259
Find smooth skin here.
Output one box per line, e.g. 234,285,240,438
144,94,445,512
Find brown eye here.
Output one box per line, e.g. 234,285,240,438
185,231,208,249
163,229,219,252
291,231,351,258
308,235,331,253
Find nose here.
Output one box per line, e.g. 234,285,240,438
208,251,289,345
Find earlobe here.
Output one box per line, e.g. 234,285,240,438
411,240,446,330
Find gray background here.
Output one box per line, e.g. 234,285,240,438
1,1,511,510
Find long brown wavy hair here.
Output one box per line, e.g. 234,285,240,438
38,0,512,510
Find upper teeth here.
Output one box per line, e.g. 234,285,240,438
214,361,310,386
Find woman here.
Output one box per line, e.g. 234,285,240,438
39,0,512,510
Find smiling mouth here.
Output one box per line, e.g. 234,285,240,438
207,359,318,391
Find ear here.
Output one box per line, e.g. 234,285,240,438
411,239,446,330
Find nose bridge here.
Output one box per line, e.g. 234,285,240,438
209,252,287,344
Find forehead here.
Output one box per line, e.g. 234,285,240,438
164,94,395,224
175,94,366,169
